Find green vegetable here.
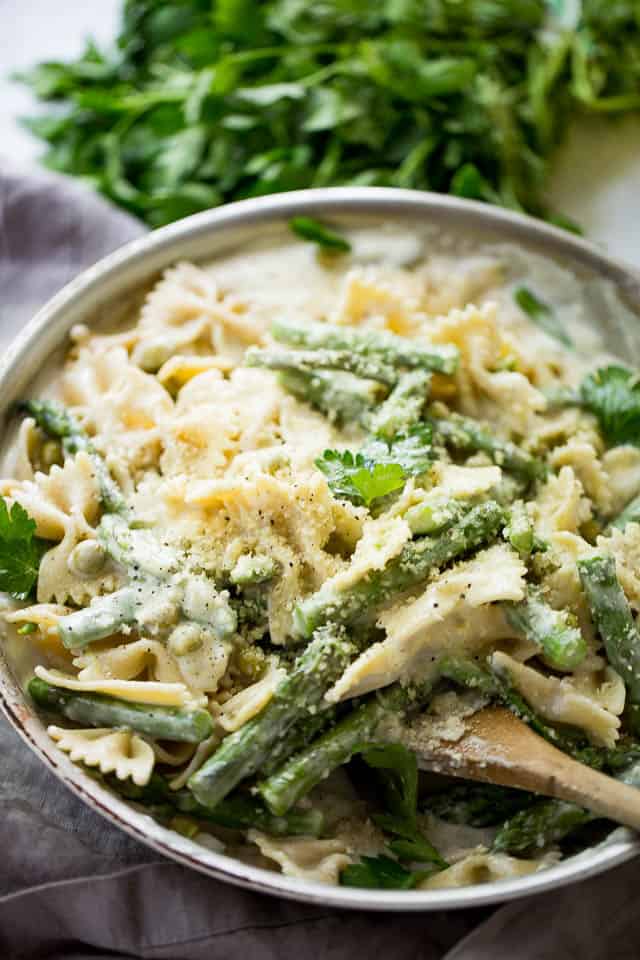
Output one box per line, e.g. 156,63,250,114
278,369,380,424
21,399,127,514
424,782,536,827
340,854,420,890
439,656,499,697
404,498,464,536
363,742,419,822
109,772,324,837
289,216,351,252
607,492,640,533
372,814,448,869
505,500,535,556
294,500,505,638
258,685,411,815
364,741,447,869
272,318,459,376
316,451,406,507
188,624,356,809
259,706,339,778
578,365,640,447
428,413,546,483
315,425,434,508
246,346,398,386
28,676,214,742
0,499,47,600
56,512,237,650
259,681,435,815
578,554,640,704
514,287,573,348
18,2,640,227
366,371,431,440
492,798,594,855
504,591,588,671
57,586,139,649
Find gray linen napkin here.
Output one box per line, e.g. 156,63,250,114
0,163,636,960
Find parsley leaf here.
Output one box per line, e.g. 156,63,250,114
316,425,433,507
0,499,46,600
514,286,573,348
363,743,418,821
579,365,640,447
373,813,449,868
359,743,449,874
315,450,404,507
340,854,419,890
361,425,434,477
18,1,640,229
289,217,351,252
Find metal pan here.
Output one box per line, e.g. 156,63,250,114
2,187,639,910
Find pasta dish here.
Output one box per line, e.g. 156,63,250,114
3,222,640,890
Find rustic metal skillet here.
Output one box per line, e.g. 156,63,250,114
1,186,640,911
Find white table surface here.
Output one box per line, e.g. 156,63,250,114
1,0,639,267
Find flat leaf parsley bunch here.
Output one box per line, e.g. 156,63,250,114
17,0,640,227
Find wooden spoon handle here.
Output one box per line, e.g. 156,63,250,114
417,706,640,831
551,760,640,831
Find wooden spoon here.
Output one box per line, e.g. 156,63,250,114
416,705,640,831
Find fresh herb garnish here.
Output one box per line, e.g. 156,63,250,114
316,425,433,507
16,2,640,227
340,854,419,890
315,452,405,507
0,499,46,600
373,813,449,868
424,782,536,828
514,286,573,348
363,743,419,821
289,217,351,252
578,365,640,447
341,744,447,887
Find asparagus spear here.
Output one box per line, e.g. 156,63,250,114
20,399,127,514
99,513,179,578
188,625,356,809
438,656,498,697
294,500,505,639
245,346,398,387
424,782,535,827
28,676,214,742
578,554,640,704
514,287,573,349
366,371,431,439
505,500,534,556
57,514,237,650
278,369,380,424
607,492,640,532
492,799,593,855
258,682,432,816
427,412,546,483
404,498,464,536
504,591,587,671
57,586,139,649
111,773,324,837
259,706,338,777
271,318,459,375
